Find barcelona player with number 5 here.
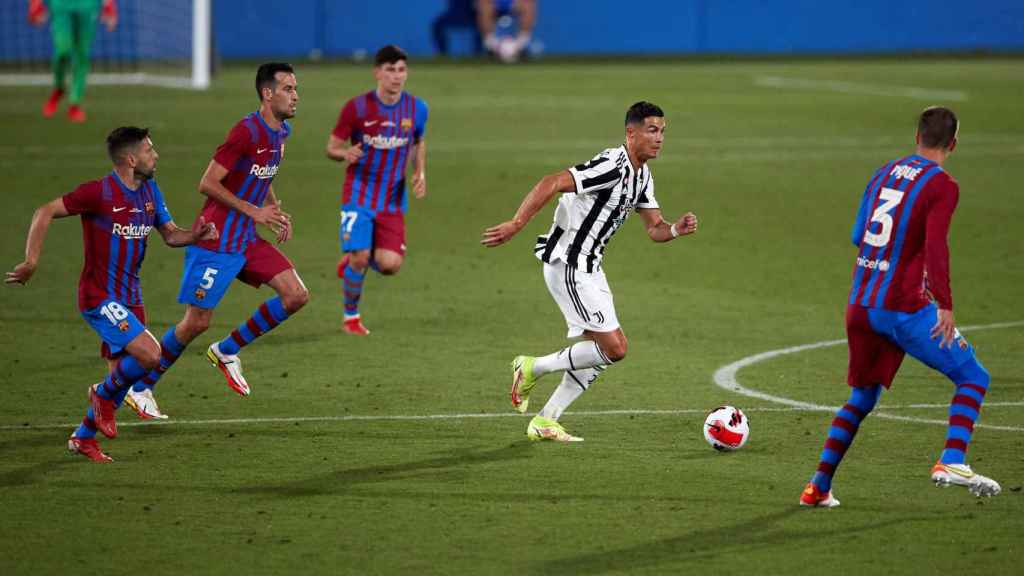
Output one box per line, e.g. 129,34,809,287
5,127,217,462
327,45,429,335
124,63,309,418
800,106,1000,507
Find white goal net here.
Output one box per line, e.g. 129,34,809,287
0,0,210,89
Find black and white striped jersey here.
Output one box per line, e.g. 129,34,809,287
534,144,659,272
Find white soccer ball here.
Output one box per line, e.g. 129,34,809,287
703,405,749,451
496,37,521,63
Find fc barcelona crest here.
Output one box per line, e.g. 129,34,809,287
144,202,154,213
194,288,206,301
401,118,413,130
118,320,130,333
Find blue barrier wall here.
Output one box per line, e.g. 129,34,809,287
213,0,1024,58
3,1,1023,61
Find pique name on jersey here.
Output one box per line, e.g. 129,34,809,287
363,133,409,150
112,222,153,240
249,164,280,179
890,164,923,181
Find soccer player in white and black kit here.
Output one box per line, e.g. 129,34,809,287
482,102,698,442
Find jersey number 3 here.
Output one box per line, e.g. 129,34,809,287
863,187,905,248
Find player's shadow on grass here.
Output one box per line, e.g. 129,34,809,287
234,442,531,498
540,507,928,574
0,460,81,488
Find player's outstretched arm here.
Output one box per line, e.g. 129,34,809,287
6,198,70,285
158,217,219,248
481,170,575,247
637,208,698,243
199,160,289,231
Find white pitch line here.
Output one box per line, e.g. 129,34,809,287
712,321,1024,432
3,403,1024,432
754,75,968,101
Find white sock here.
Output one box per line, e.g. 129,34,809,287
514,32,531,50
540,367,601,420
533,341,611,377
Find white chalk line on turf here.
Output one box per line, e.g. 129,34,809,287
754,76,968,101
712,321,1024,432
3,403,1024,432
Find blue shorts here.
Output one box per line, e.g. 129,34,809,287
867,302,977,377
339,205,375,253
177,246,246,309
82,298,147,357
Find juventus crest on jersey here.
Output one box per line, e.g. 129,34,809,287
535,145,659,272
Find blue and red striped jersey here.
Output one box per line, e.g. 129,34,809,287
849,154,959,312
197,111,290,253
62,172,172,310
332,90,428,214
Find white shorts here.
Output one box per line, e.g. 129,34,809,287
543,260,620,338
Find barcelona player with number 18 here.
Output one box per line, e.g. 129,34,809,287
5,127,217,461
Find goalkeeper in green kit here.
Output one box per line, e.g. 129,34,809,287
28,0,118,123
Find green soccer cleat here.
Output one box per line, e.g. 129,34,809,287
526,415,583,442
510,355,538,413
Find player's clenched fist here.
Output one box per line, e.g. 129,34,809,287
674,212,698,236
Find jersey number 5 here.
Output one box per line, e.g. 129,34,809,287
863,187,905,248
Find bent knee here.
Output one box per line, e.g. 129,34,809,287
181,317,211,340
348,251,371,271
137,349,161,371
602,341,627,363
282,288,310,313
377,261,402,276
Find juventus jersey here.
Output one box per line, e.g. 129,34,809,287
534,145,659,272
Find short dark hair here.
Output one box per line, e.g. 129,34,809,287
255,62,294,101
374,44,408,67
625,101,664,126
106,126,150,163
917,106,959,149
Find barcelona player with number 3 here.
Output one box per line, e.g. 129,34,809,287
326,45,429,335
124,63,309,418
5,127,218,462
800,106,1000,507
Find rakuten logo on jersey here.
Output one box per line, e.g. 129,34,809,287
857,256,890,272
363,134,409,150
112,222,152,240
250,164,280,179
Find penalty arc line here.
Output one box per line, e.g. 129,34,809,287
712,320,1024,432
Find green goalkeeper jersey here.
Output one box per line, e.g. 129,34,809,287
47,0,102,13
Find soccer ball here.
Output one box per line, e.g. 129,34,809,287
703,405,749,451
496,37,521,63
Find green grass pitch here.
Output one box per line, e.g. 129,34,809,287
1,58,1022,574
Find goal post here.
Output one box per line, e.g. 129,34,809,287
0,0,211,90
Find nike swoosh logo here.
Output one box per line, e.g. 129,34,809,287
257,148,268,154
112,207,127,212
365,120,378,126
